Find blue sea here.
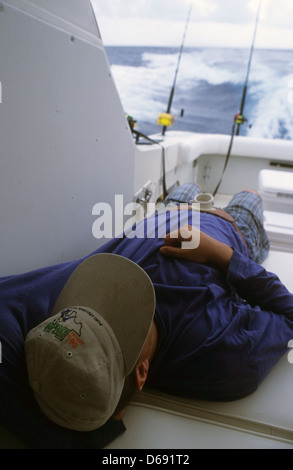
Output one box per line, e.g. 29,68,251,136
105,46,293,140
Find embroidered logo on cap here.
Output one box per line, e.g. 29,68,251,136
43,308,84,349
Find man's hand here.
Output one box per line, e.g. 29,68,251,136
160,225,233,272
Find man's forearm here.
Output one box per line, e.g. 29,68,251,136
209,241,234,273
160,225,234,272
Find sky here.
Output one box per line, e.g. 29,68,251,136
91,0,293,49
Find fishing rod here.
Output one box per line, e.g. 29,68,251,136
213,0,263,196
236,0,262,136
161,4,193,136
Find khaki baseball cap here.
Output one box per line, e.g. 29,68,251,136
25,254,155,432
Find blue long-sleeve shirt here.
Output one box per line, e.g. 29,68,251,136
99,209,293,401
1,208,293,447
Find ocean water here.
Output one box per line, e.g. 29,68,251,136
105,46,293,140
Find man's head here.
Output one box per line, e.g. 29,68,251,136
25,254,155,432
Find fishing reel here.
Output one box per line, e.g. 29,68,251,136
234,112,247,126
157,113,175,128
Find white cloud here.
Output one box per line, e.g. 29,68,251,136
249,0,293,28
92,0,293,48
96,17,182,46
186,0,217,17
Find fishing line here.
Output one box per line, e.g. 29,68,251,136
213,0,263,196
161,4,193,136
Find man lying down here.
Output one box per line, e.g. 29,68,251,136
1,183,292,449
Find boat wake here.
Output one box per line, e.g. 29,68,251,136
106,46,293,140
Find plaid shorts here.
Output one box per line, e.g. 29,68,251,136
223,191,270,263
164,183,270,263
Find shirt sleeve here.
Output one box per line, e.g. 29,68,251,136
227,250,293,318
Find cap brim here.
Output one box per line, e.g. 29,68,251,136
51,254,156,375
